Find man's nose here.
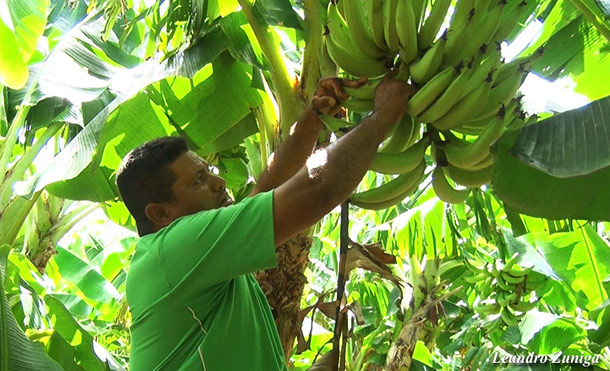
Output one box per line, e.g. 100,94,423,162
209,174,227,191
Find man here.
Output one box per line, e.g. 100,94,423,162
116,72,413,370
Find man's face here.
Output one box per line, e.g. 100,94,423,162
166,151,233,218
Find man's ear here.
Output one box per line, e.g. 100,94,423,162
144,203,174,230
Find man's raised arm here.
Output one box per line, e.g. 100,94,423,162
272,73,415,245
251,77,367,195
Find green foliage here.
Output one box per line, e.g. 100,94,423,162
2,0,610,369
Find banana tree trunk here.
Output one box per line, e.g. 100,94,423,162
385,318,424,370
255,233,313,359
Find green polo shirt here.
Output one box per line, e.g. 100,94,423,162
126,191,286,370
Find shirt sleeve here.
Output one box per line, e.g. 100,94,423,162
149,190,276,293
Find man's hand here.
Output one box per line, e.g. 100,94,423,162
373,70,416,124
309,77,368,116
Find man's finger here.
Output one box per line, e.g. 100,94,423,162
311,96,337,112
340,76,368,88
320,78,345,102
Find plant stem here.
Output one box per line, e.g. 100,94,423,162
0,191,41,245
333,201,350,371
0,106,31,186
0,123,63,211
0,84,7,133
254,107,269,173
236,0,304,138
300,0,323,101
50,203,99,245
0,250,8,371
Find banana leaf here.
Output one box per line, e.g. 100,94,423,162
14,25,230,200
503,227,610,310
44,296,117,370
51,247,120,305
0,245,63,371
520,0,610,101
493,96,610,221
0,0,49,89
511,96,610,177
45,52,264,201
252,0,303,30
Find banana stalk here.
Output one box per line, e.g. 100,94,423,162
0,123,63,211
0,192,42,246
237,0,303,137
0,106,31,185
300,0,323,101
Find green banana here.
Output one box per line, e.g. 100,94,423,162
431,72,495,131
326,4,390,77
327,3,365,56
509,299,538,312
496,274,515,292
443,111,507,169
382,0,400,51
350,172,421,210
491,66,529,102
483,318,502,332
379,114,417,153
479,276,495,297
466,46,503,91
472,68,528,121
342,0,385,57
432,166,471,204
418,0,452,50
410,0,428,31
507,265,533,278
471,94,519,123
363,0,387,50
463,257,486,274
320,113,354,132
505,111,528,131
370,137,430,174
503,252,520,272
456,108,504,135
491,260,502,278
396,0,419,64
406,63,461,117
410,31,448,84
470,153,495,170
442,8,476,67
448,0,475,31
493,0,529,43
494,47,543,82
452,124,487,136
446,163,493,188
341,97,375,112
501,271,525,285
350,160,425,204
464,272,487,283
418,60,475,123
496,291,509,306
472,0,492,25
474,302,501,315
500,307,520,326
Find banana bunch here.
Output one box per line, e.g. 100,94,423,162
323,0,542,209
464,252,542,330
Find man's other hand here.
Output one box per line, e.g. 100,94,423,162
310,77,368,116
373,70,416,124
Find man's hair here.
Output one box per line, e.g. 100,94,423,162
116,136,189,236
